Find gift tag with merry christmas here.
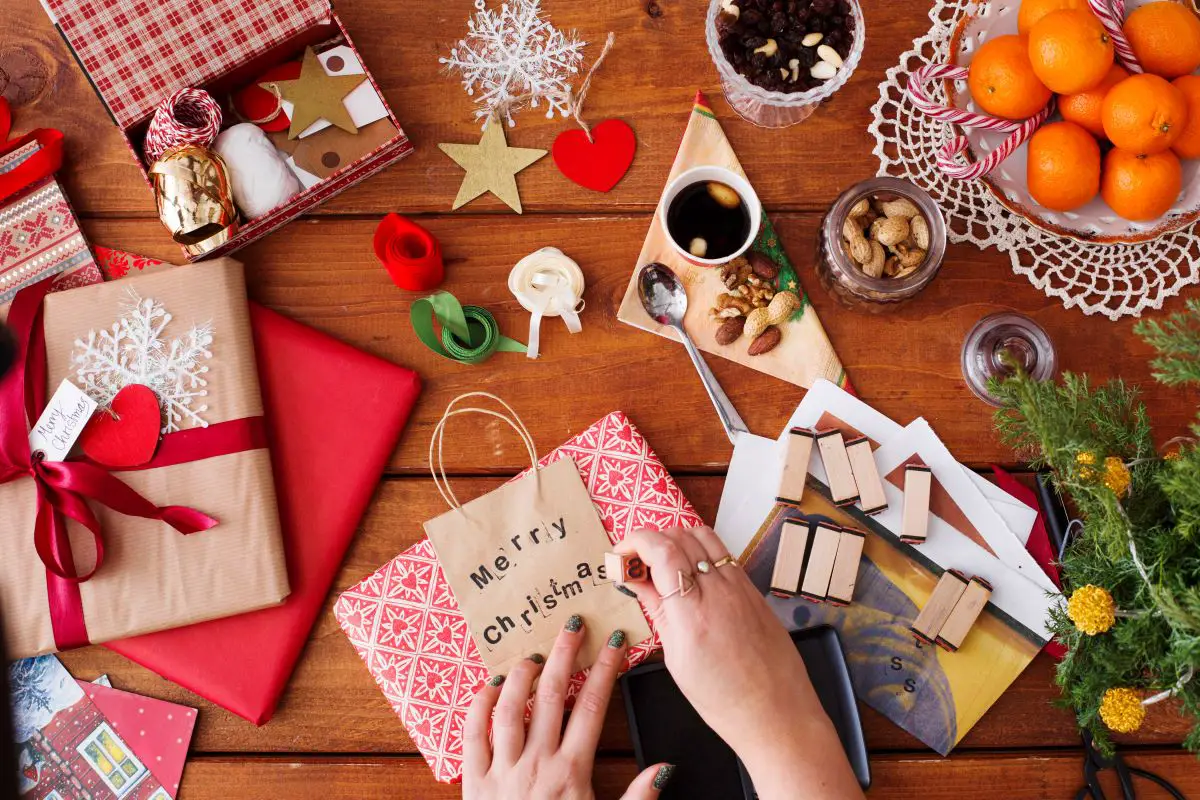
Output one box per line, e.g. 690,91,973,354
423,394,651,677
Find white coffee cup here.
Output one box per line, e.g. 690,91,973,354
659,165,762,266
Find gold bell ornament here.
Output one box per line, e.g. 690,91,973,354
150,145,239,257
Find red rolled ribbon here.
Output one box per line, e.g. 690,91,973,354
0,277,265,651
374,213,445,291
0,98,65,205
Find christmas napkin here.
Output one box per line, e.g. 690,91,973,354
335,412,703,783
0,259,289,658
616,92,849,390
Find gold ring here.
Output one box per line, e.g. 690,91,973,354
713,556,737,568
659,570,697,601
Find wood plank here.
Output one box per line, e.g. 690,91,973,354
59,478,1195,756
79,216,1200,474
176,751,1200,799
5,0,954,217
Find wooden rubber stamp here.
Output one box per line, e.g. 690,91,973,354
605,552,649,585
777,427,817,507
826,526,866,606
845,436,888,516
910,569,969,645
799,521,841,602
770,519,811,598
936,576,993,652
901,464,932,544
816,430,860,507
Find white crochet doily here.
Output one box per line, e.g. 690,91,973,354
869,0,1200,320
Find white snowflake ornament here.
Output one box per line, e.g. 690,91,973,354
440,0,586,128
70,290,214,434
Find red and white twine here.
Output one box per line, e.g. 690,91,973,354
143,88,223,162
1087,0,1144,73
906,64,1051,181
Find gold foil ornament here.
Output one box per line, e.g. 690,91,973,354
150,145,239,257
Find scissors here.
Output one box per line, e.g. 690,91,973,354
1075,730,1186,800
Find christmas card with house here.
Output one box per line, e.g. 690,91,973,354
0,259,288,659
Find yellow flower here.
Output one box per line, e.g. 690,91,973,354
1079,466,1097,482
1103,457,1131,496
1165,450,1182,462
1076,451,1097,466
1099,687,1145,733
1067,585,1116,635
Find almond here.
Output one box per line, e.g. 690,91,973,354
715,316,746,345
748,251,779,280
747,325,782,356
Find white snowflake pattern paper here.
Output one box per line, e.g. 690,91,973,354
71,290,213,434
440,0,586,128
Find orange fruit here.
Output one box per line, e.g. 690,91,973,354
1059,63,1130,138
1017,0,1088,34
1026,121,1102,211
1028,9,1115,94
1101,74,1189,154
1101,148,1183,220
968,35,1054,119
1173,75,1200,159
1123,1,1200,79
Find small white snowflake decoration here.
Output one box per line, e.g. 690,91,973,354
70,290,214,434
440,0,586,128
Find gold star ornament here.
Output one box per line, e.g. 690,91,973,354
438,120,547,213
263,47,366,140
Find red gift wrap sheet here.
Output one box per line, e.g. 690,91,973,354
91,247,422,724
335,412,705,783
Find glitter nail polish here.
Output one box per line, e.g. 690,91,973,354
564,614,583,633
487,675,506,687
528,653,545,665
607,630,626,648
614,584,639,599
653,764,676,790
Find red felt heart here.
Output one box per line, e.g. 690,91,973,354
80,385,162,468
551,119,636,192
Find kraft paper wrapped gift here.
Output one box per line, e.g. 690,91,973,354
0,258,289,659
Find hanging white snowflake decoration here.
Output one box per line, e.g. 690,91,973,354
70,290,214,434
440,0,586,128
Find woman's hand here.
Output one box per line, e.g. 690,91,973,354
463,614,673,800
616,527,863,800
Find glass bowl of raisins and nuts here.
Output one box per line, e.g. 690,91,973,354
707,0,865,128
816,177,947,311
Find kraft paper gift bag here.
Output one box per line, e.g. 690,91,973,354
423,394,652,677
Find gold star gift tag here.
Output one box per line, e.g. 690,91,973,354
438,120,547,213
264,47,366,140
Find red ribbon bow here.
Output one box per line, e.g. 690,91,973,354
0,98,65,205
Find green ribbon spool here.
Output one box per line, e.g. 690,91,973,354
411,291,527,364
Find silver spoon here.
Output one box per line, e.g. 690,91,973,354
638,262,749,445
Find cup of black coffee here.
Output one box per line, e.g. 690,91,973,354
660,166,761,266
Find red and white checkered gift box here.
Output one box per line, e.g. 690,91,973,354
41,0,413,261
1,140,101,304
334,411,705,784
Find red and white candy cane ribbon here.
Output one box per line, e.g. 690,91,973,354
1088,0,1144,73
906,63,1052,181
143,88,223,162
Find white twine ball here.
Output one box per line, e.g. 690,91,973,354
213,123,302,219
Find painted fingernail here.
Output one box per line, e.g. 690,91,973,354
614,584,638,598
527,653,545,665
487,675,506,687
653,764,675,790
607,629,626,649
564,614,583,633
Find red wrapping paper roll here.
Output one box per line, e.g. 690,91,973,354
373,213,444,291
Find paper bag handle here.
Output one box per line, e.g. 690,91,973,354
430,392,540,510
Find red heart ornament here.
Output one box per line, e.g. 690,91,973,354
80,384,162,468
551,119,636,192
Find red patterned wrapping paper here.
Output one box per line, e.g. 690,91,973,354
335,412,703,783
0,141,100,303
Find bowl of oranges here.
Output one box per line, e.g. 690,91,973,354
947,0,1200,243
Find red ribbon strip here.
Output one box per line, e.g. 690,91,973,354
0,277,264,651
0,98,65,205
373,213,445,291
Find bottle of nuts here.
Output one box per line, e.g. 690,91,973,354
816,177,947,310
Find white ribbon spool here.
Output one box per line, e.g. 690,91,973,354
507,247,585,359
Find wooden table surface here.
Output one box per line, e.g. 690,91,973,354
6,0,1200,796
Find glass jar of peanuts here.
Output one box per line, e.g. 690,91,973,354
816,177,947,311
